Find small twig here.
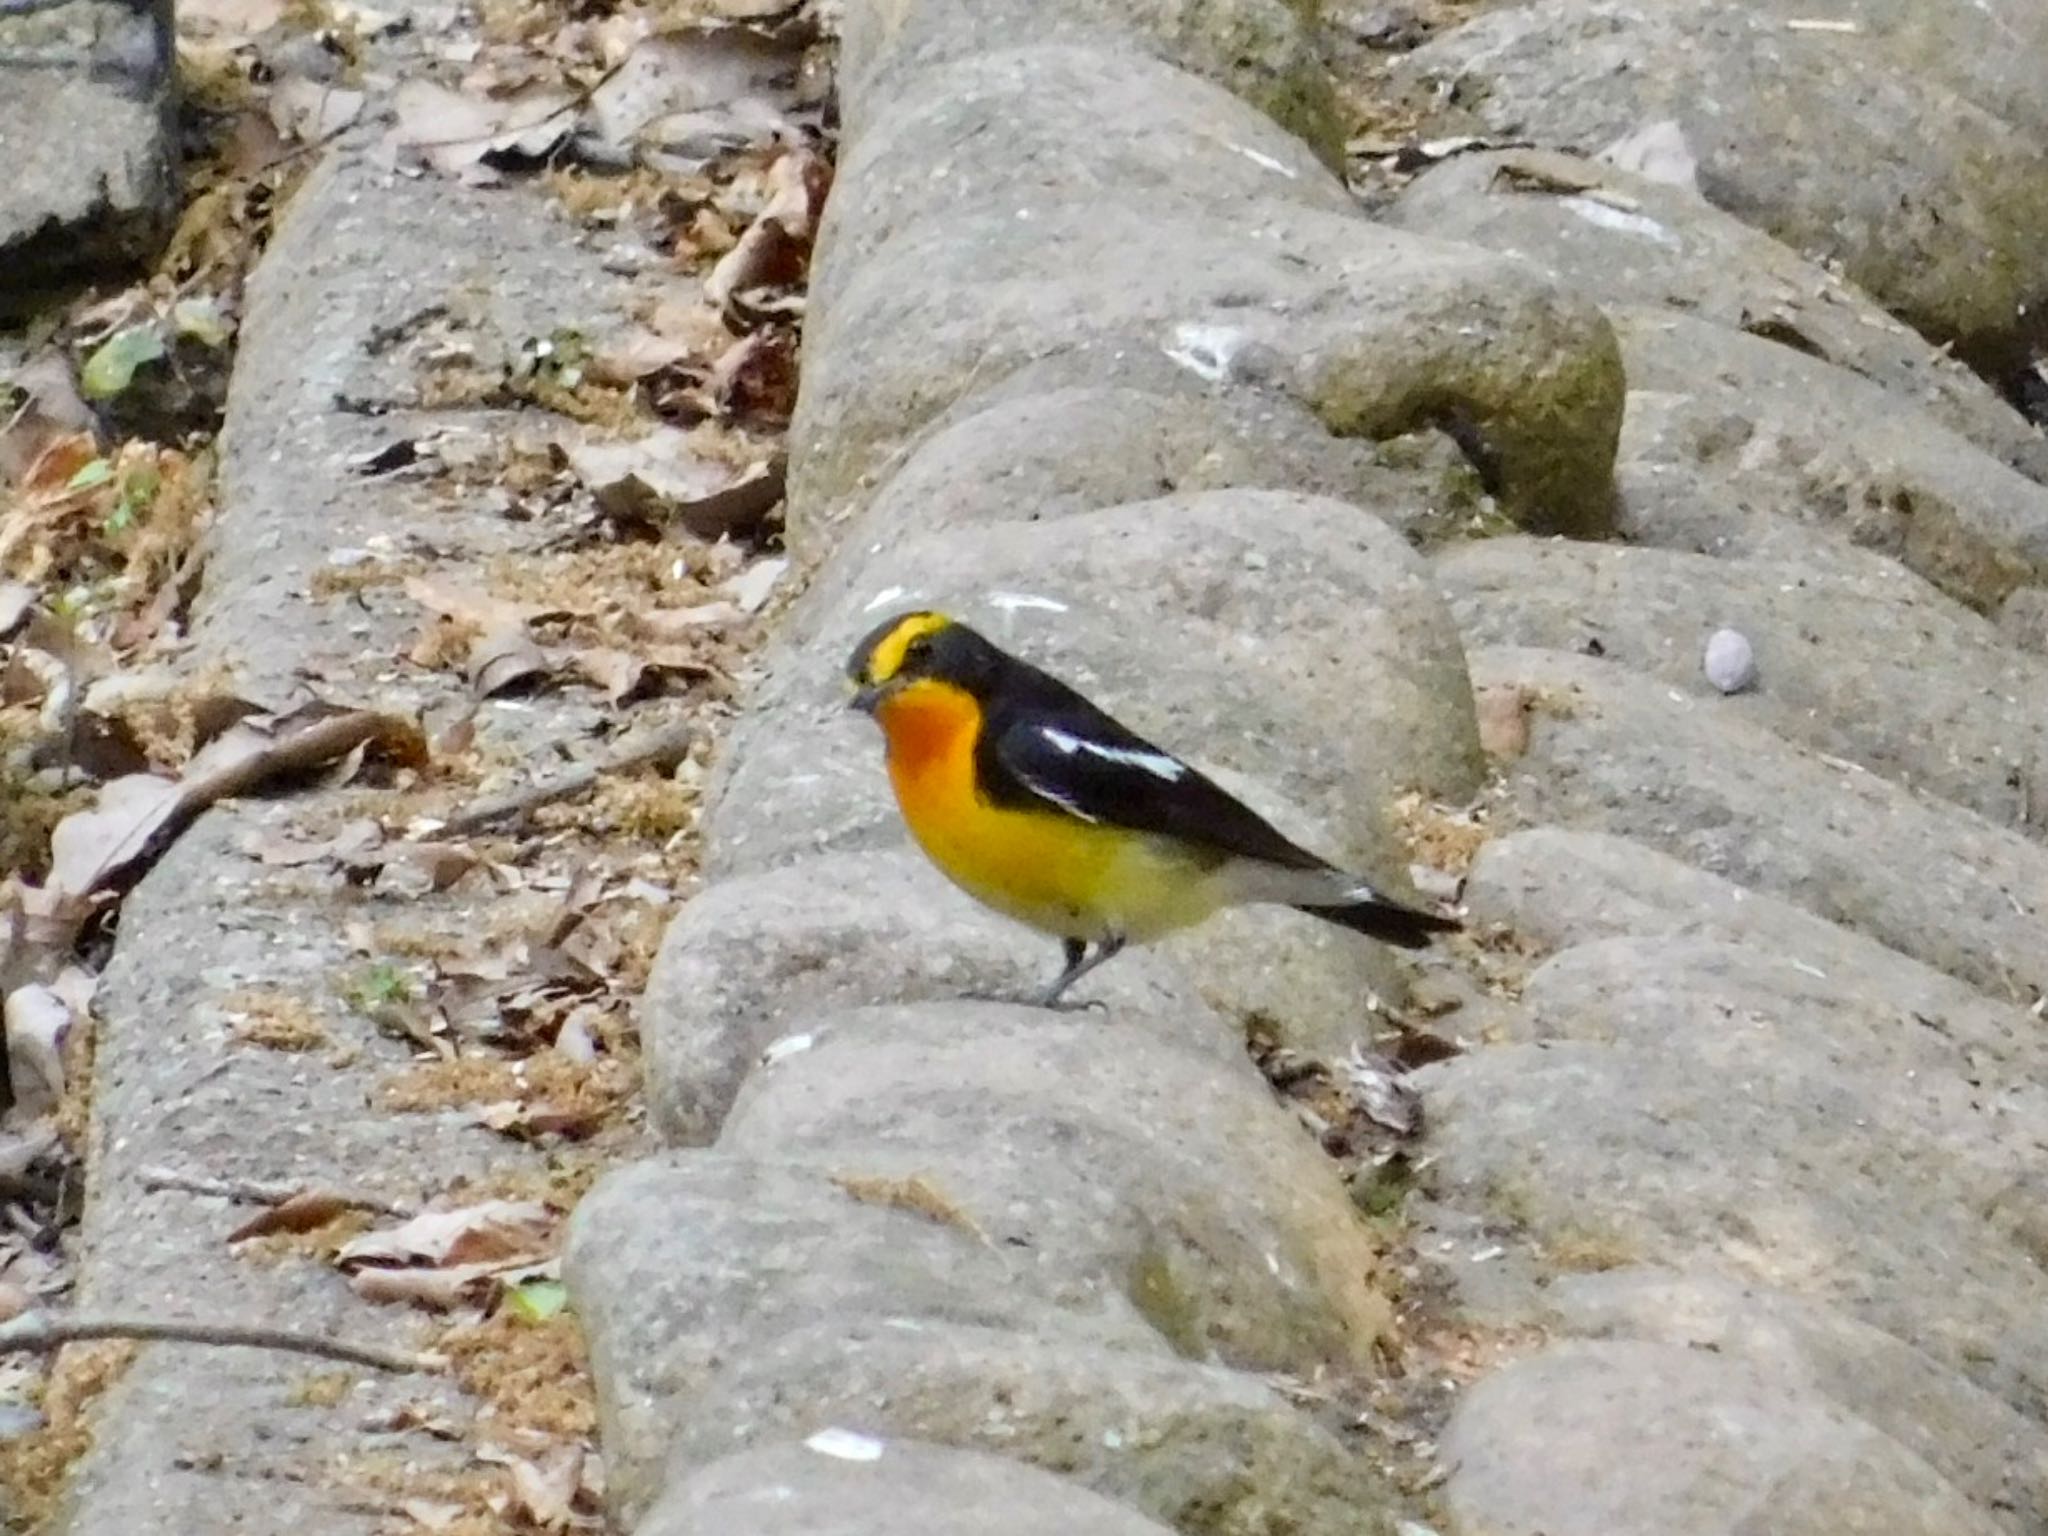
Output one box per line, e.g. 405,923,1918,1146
440,720,695,836
138,1165,415,1218
0,1310,440,1373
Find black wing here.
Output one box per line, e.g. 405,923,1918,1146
978,672,1327,872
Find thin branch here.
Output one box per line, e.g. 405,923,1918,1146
440,719,694,836
0,1310,440,1373
138,1165,416,1218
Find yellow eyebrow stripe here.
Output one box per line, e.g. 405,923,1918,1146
866,611,952,683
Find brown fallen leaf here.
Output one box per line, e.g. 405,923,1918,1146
628,601,743,641
227,1191,356,1242
337,1200,555,1271
584,28,801,164
349,1261,508,1311
564,647,645,703
387,80,576,176
268,79,366,144
478,1441,583,1530
46,704,426,904
399,1499,468,1533
244,817,385,868
468,623,551,698
4,981,76,1120
0,351,96,487
703,147,831,312
404,575,554,633
705,327,798,424
559,429,785,538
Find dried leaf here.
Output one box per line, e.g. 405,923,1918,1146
585,29,800,163
268,79,366,144
490,1443,582,1530
226,1190,355,1242
4,982,75,1120
723,555,786,613
336,1199,554,1271
629,601,742,641
389,80,575,176
468,623,551,698
348,1261,506,1310
560,430,785,537
400,1499,468,1532
706,328,798,424
46,706,426,902
564,647,645,703
178,0,286,38
0,353,95,486
405,575,551,632
587,326,698,385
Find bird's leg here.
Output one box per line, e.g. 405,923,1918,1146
1036,935,1125,1010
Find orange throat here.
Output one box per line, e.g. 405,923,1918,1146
875,679,982,791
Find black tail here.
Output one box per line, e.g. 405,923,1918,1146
1294,897,1460,949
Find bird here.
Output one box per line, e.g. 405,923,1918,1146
845,609,1459,1008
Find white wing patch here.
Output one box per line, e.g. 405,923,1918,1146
1039,726,1188,781
1021,775,1102,823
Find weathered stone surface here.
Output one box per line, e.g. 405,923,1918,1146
1475,645,2048,997
1549,1269,2048,1528
669,1319,1402,1536
640,848,1227,1143
1415,1023,2048,1418
1439,536,2048,825
1397,0,2048,374
837,0,1342,164
643,845,1411,1142
200,155,626,709
784,379,1424,557
1387,150,2048,483
568,1148,1404,1533
1607,309,2048,615
713,489,1481,882
1513,934,2048,1150
793,194,1623,537
641,1440,1181,1536
719,1004,1394,1371
813,44,1353,323
1465,828,2048,1094
566,1154,1170,1515
55,126,658,1536
1741,0,2048,147
0,0,176,309
1440,1341,2006,1536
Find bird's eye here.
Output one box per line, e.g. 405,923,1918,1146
901,635,932,667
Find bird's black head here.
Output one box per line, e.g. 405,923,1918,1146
845,609,1008,713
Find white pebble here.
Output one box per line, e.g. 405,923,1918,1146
805,1428,885,1462
1703,628,1756,693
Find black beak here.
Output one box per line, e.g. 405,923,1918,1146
849,683,881,714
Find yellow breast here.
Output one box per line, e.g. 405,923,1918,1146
875,681,1224,942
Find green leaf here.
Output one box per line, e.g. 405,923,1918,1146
171,296,232,347
64,457,114,490
506,1279,569,1323
80,325,167,399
